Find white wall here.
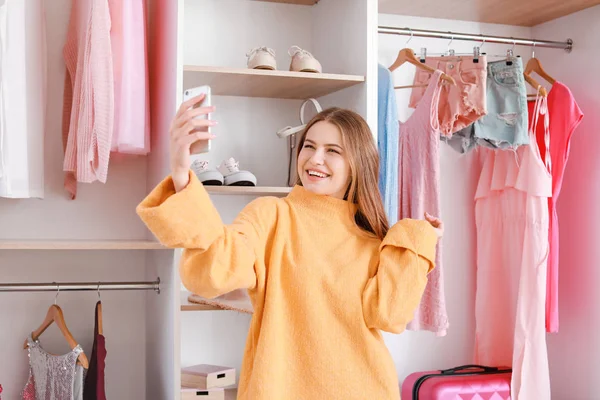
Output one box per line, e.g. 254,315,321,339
0,0,153,397
378,14,534,382
532,6,600,399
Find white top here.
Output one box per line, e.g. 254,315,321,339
0,0,46,198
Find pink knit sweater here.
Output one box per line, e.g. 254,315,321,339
62,0,114,199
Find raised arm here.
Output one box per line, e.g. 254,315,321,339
362,219,438,333
136,171,275,298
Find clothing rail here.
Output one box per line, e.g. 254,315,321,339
378,26,573,52
0,278,161,293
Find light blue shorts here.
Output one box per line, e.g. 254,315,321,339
444,57,529,154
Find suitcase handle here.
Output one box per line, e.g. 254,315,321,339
440,364,500,374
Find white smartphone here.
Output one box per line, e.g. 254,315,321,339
182,85,212,154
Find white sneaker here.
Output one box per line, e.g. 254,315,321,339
288,45,322,73
217,158,257,186
191,160,224,186
246,46,277,70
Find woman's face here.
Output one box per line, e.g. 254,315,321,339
297,121,351,199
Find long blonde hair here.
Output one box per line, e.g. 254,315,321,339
296,107,389,240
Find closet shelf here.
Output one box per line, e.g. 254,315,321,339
0,240,167,250
378,0,599,26
205,186,292,196
258,0,318,4
183,66,364,99
181,291,222,311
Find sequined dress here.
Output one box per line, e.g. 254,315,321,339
22,334,86,400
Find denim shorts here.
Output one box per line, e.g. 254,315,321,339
444,57,529,154
410,55,487,136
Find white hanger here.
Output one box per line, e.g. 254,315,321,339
276,98,323,138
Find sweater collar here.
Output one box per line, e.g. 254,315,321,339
286,185,358,225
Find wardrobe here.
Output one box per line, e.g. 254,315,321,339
0,0,598,399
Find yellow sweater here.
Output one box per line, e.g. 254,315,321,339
136,172,438,400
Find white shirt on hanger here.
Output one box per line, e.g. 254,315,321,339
0,0,46,199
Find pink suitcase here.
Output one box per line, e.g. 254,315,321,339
401,364,512,400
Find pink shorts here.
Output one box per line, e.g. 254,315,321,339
409,56,487,136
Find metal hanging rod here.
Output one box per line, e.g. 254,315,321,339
0,278,161,293
378,26,573,53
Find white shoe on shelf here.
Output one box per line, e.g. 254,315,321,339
218,158,257,186
246,46,277,70
288,45,322,73
191,160,224,186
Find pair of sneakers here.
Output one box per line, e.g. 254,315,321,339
246,45,322,73
191,158,257,186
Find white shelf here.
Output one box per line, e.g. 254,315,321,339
205,186,292,196
0,240,167,250
258,0,318,5
183,66,364,99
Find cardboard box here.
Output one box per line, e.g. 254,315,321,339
181,365,236,389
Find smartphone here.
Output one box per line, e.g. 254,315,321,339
183,85,212,154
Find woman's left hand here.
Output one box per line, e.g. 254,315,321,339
424,212,444,239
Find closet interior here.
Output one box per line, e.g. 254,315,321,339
0,0,598,398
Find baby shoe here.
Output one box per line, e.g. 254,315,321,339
246,46,277,70
288,45,322,73
191,160,224,186
217,158,257,186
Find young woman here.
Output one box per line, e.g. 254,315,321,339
137,95,443,400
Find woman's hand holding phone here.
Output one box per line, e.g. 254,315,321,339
169,93,217,192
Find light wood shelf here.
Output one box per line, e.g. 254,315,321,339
183,66,364,100
181,291,222,311
205,186,292,196
379,0,600,26
0,240,167,250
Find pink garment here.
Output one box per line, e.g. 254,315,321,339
62,0,114,199
399,69,449,336
108,0,151,155
528,81,583,333
474,95,552,399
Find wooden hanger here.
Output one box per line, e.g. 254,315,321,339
390,48,456,89
524,56,556,86
524,73,548,97
96,285,103,335
23,304,89,369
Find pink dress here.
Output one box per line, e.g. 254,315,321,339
108,0,151,155
474,94,552,399
62,0,114,199
528,82,584,333
399,70,449,336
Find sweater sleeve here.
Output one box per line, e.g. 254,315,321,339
136,171,275,298
362,219,437,333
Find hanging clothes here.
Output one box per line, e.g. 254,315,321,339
445,58,529,154
83,301,107,400
408,55,488,137
399,69,449,336
108,0,151,155
62,0,114,199
527,81,583,333
474,94,552,399
22,335,86,400
0,0,46,198
377,64,399,224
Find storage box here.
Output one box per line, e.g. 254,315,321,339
181,364,236,389
181,388,224,400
